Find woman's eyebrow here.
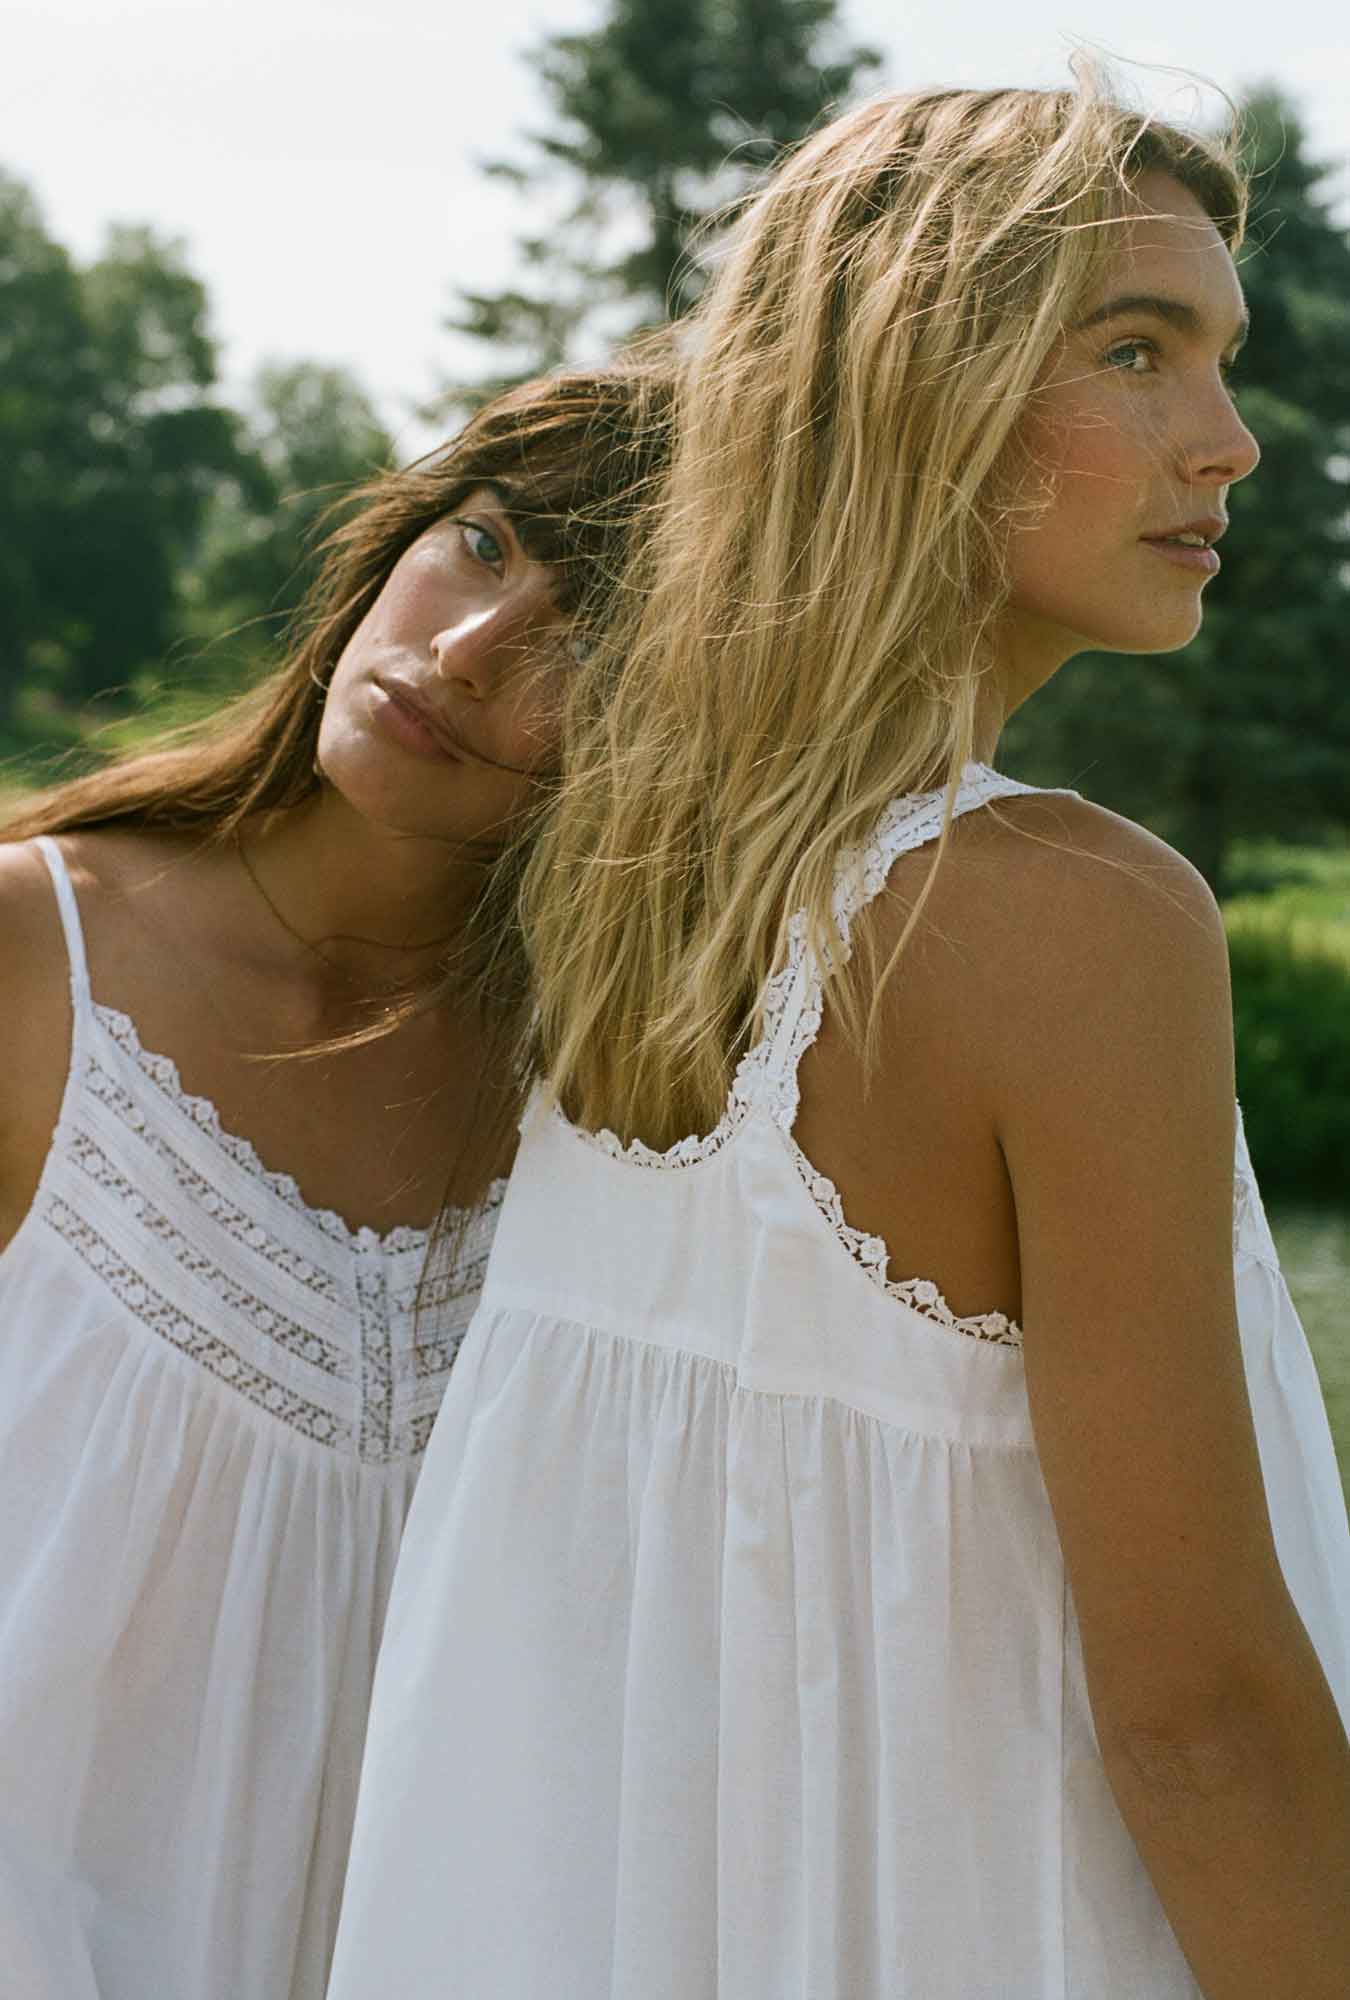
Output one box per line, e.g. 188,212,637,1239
462,479,514,512
1073,291,1250,350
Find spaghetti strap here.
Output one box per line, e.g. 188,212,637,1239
755,765,1080,1124
33,836,92,1012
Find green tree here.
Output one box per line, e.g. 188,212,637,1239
0,172,103,724
0,182,254,734
1002,90,1350,895
63,226,254,705
185,360,392,666
446,0,881,401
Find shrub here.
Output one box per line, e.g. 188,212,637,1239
1228,916,1350,1203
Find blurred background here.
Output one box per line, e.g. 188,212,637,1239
3,0,1347,1483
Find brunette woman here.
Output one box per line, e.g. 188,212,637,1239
330,83,1350,2000
0,364,668,1998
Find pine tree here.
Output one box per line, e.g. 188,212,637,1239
1002,90,1350,894
444,0,880,403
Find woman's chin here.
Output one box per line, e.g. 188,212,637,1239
1085,599,1207,657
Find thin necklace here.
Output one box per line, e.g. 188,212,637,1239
234,832,445,997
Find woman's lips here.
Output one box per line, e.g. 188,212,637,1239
1140,538,1221,576
368,680,461,762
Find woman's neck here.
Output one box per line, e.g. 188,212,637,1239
236,788,495,1001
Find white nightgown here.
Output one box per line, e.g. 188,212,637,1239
328,765,1350,2000
0,837,500,1999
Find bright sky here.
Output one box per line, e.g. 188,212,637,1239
4,0,1346,460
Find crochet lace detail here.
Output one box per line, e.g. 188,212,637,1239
567,773,1264,1346
97,1003,506,1247
786,1134,1022,1343
38,1005,502,1459
573,768,1037,1345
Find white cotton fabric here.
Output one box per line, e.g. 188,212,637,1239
0,837,500,2000
328,766,1350,2000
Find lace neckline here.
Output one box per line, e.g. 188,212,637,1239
559,762,1029,1172
94,1002,504,1255
545,764,1057,1348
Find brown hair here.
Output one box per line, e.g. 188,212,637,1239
4,360,674,1240
2,361,674,855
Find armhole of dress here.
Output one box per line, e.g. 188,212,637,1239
761,769,1078,1127
32,835,93,1121
752,771,1083,1347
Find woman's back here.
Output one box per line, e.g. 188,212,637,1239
328,765,1350,1999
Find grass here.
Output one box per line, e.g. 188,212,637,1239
1269,1207,1350,1505
1223,836,1350,966
1225,841,1350,1500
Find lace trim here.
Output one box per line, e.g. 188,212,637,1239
68,1126,353,1379
87,1060,346,1308
47,1197,357,1451
786,1134,1022,1344
562,768,1038,1348
95,1002,507,1252
48,1029,503,1459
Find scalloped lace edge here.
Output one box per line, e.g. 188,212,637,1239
95,1003,505,1254
564,769,1036,1346
784,1132,1022,1343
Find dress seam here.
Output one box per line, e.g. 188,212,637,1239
476,1299,1040,1451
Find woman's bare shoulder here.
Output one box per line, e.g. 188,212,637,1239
0,839,78,1237
870,787,1227,1080
946,787,1218,924
0,837,71,1004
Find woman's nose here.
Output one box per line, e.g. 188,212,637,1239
429,604,521,697
1187,386,1261,488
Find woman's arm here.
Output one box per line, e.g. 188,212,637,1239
995,801,1350,2000
0,841,74,1247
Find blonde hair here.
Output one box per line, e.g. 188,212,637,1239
522,75,1247,1148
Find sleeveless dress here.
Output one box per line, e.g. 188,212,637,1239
327,765,1350,2000
0,837,501,2000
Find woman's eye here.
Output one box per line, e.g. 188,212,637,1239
451,518,505,567
1103,340,1156,376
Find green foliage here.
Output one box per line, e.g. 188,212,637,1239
0,165,393,769
1226,880,1350,1202
444,0,880,404
181,360,393,674
1267,1208,1350,1499
1003,90,1350,895
0,178,255,726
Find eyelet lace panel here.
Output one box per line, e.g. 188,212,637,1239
37,1006,501,1460
95,1002,508,1250
49,1196,359,1451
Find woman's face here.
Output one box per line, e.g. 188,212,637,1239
1002,169,1260,688
317,485,575,847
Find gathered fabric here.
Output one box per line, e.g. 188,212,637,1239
0,837,500,1999
329,764,1350,2000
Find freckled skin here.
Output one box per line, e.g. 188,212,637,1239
998,170,1260,714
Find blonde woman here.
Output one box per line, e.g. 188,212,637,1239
0,366,668,1998
329,82,1350,2000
